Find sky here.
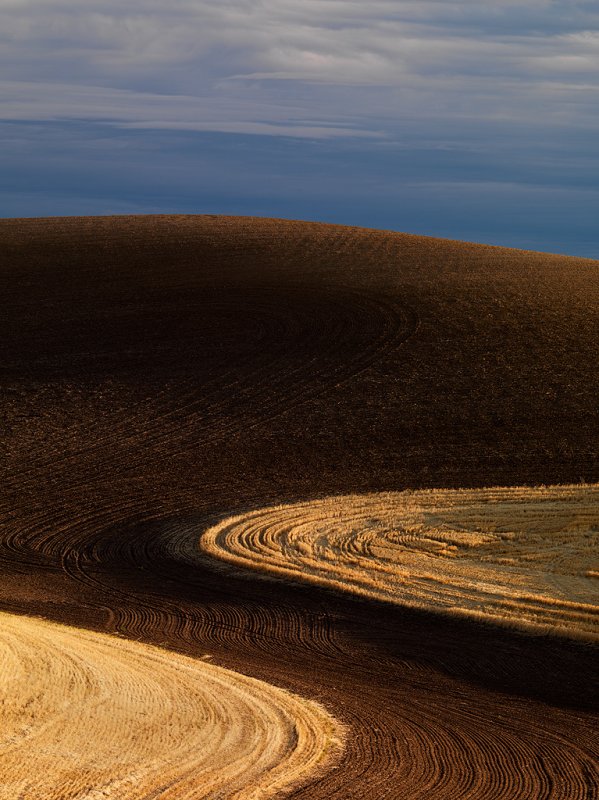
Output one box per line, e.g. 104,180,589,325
1,0,598,257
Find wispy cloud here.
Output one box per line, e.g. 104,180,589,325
1,1,598,136
0,80,382,138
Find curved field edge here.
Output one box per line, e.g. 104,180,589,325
0,611,344,800
199,485,599,643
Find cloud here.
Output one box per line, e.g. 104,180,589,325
1,1,598,136
0,79,382,138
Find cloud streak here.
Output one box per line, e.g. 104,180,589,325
2,1,598,136
0,80,382,138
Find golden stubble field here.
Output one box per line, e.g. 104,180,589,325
0,612,342,800
201,485,599,641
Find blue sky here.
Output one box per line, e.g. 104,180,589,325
2,1,598,256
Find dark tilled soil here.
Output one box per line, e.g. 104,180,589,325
1,215,597,798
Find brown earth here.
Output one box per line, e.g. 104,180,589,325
1,215,598,798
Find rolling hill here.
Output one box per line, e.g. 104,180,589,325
1,215,597,798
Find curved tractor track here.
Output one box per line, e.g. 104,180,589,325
1,215,598,798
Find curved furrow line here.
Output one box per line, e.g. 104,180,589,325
6,290,417,495
156,528,351,665
6,488,597,798
7,506,589,799
111,516,598,799
200,487,599,641
391,689,596,799
10,507,337,668
95,521,349,663
0,611,343,799
1,501,597,798
0,495,146,570
289,670,597,799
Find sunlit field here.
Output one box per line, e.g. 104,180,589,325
202,485,599,640
0,612,341,799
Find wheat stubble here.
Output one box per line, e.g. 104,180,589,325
0,612,342,799
200,486,599,641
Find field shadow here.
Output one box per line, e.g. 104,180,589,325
50,514,598,715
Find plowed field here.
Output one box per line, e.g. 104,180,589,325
1,215,597,798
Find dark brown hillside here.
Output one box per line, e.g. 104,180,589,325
1,215,597,798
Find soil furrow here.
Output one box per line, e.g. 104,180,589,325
1,215,597,798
